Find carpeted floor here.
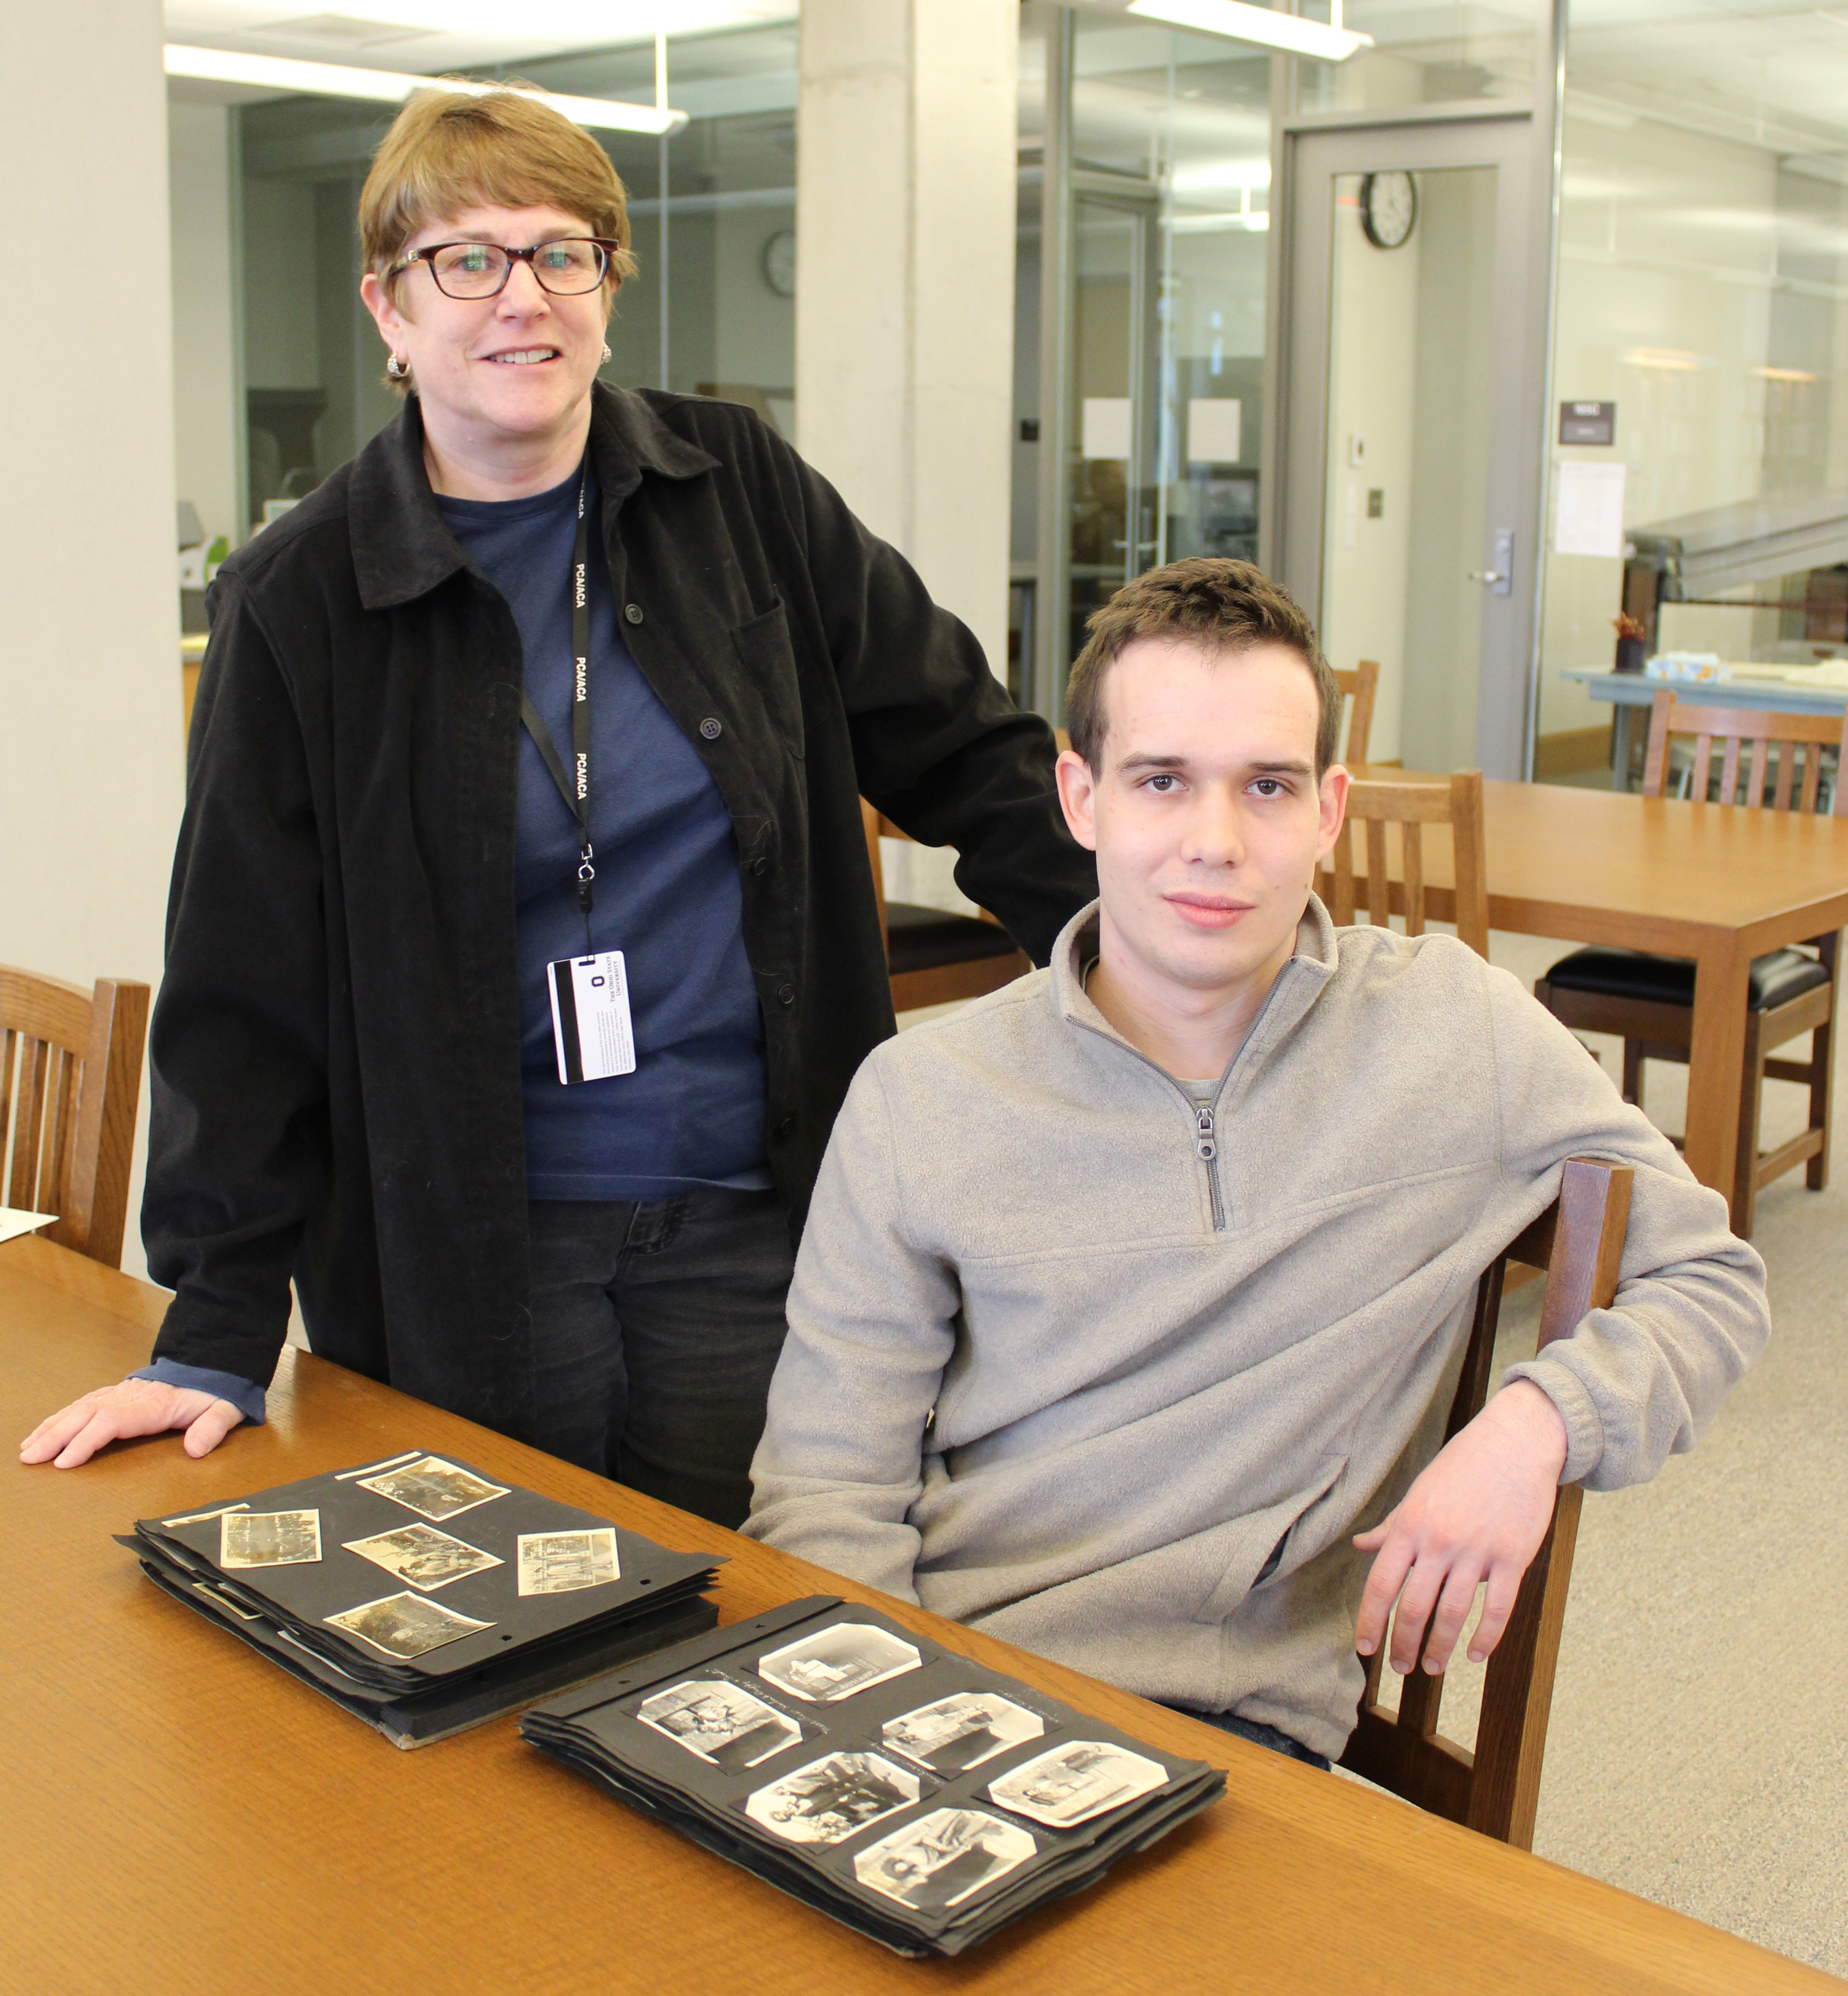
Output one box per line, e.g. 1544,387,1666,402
901,926,1848,1976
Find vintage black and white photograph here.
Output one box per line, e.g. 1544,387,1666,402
881,1691,1045,1775
984,1740,1168,1828
343,1522,502,1591
355,1454,509,1522
323,1590,494,1660
755,1623,921,1704
516,1527,620,1595
637,1678,804,1771
853,1808,1037,1912
219,1507,321,1568
743,1751,921,1846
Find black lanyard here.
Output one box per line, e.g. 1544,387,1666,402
519,453,596,951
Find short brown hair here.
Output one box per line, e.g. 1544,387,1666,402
359,83,637,312
1065,558,1343,777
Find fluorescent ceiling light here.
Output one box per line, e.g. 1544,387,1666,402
164,44,688,134
1174,158,1272,194
1127,0,1373,62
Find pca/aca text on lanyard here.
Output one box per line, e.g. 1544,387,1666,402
522,451,637,1086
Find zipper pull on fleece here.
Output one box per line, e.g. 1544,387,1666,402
1195,1107,1217,1161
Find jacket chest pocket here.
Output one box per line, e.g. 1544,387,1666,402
730,596,805,762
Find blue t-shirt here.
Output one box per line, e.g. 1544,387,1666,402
440,465,771,1200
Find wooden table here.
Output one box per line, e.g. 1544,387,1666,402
2,1235,1829,1995
1333,773,1848,1227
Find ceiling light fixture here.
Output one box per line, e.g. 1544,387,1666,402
164,44,688,134
1126,0,1372,63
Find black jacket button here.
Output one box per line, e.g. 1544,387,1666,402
624,602,644,624
777,982,796,1006
750,855,769,877
775,1115,797,1139
699,716,723,741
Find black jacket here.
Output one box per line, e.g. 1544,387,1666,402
145,385,1095,1439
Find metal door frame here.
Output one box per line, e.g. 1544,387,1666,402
1261,105,1555,779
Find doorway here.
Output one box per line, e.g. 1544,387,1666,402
1270,116,1545,777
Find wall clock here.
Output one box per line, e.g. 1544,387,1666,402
762,228,797,297
1358,171,1416,250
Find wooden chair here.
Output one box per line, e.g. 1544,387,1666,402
1329,770,1490,959
860,803,1030,1013
0,967,150,1268
1339,1155,1633,1849
1335,658,1380,764
1534,689,1847,1236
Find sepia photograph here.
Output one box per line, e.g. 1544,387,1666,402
516,1527,620,1595
743,1751,921,1847
985,1740,1169,1829
324,1590,494,1661
637,1677,804,1772
220,1508,322,1569
881,1691,1045,1776
355,1455,509,1523
755,1623,921,1705
854,1808,1037,1913
343,1522,502,1591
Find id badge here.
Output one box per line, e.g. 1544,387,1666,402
547,950,637,1084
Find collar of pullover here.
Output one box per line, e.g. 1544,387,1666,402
1048,893,1341,1078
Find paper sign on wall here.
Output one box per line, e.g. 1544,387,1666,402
1187,398,1242,464
1553,460,1627,558
1081,397,1133,460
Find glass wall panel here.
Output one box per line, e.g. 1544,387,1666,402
236,22,796,536
1537,0,1848,783
1015,12,1272,713
1293,0,1539,114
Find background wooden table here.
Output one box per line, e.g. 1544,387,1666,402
1329,773,1848,1225
1,1235,1831,1994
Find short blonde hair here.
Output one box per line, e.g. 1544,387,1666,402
359,84,638,301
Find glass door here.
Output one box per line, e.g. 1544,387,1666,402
1272,117,1545,777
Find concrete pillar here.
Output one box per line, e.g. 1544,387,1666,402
795,0,1020,916
0,0,184,1275
796,0,1018,673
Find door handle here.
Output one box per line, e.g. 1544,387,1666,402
1473,529,1515,597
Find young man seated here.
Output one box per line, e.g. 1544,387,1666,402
742,559,1769,1768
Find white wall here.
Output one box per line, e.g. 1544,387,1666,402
0,0,184,1279
169,99,242,551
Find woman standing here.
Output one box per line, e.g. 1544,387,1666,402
22,86,1092,1524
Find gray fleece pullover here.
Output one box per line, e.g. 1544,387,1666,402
744,899,1769,1759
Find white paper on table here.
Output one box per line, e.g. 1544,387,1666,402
1553,461,1627,558
0,1208,58,1246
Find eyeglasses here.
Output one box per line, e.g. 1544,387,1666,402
392,237,620,300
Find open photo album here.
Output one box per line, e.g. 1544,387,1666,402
121,1449,722,1746
520,1594,1225,1956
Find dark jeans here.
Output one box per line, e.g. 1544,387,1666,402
1165,1705,1333,1772
526,1187,794,1530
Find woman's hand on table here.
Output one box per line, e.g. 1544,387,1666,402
19,1380,245,1469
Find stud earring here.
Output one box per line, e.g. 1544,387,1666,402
386,353,409,380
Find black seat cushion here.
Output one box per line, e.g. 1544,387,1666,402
886,903,1022,976
1541,944,1829,1011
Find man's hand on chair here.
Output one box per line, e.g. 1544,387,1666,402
1352,1379,1569,1675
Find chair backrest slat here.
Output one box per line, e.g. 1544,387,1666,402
1338,1159,1633,1848
0,966,149,1266
1642,688,1847,816
1364,818,1390,927
1334,659,1380,765
1403,820,1425,935
1331,820,1357,925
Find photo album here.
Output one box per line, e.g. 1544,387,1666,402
121,1450,722,1746
520,1594,1225,1957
